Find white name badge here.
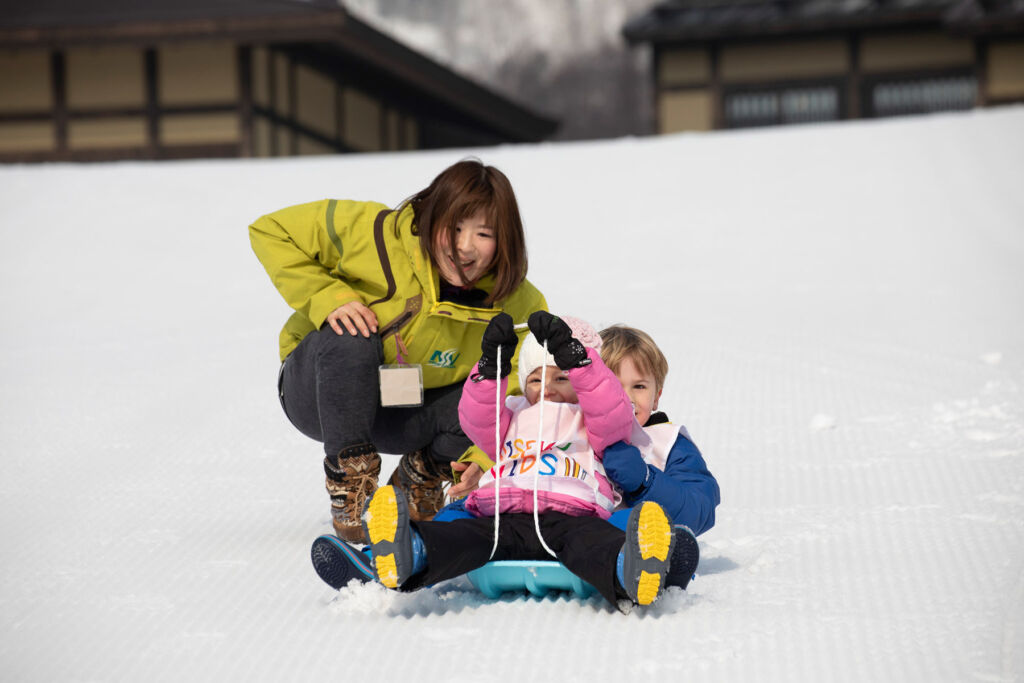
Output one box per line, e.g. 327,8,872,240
379,364,424,407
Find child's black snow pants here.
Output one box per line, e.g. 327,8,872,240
404,512,629,606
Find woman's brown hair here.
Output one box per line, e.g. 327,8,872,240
399,158,528,304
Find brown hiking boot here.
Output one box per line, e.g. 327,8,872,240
387,449,454,522
324,444,381,543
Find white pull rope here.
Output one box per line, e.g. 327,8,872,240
486,324,556,561
487,344,502,560
532,339,557,558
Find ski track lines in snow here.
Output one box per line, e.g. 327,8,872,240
1,107,1023,681
698,337,1024,681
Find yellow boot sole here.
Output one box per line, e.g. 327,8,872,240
635,571,663,606
366,486,399,544
629,502,674,606
374,554,400,589
636,502,672,562
365,486,401,588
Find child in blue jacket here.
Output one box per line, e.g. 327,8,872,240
597,324,720,588
310,324,719,591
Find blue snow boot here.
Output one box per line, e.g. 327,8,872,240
362,485,427,589
310,535,374,589
615,501,675,606
666,525,700,590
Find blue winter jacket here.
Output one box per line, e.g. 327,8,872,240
605,413,720,536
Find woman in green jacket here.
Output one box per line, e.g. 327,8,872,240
250,160,547,543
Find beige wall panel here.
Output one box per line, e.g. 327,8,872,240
66,46,144,108
0,50,51,112
0,121,54,151
274,53,290,113
275,125,291,155
659,89,713,133
159,42,237,106
252,47,270,108
297,135,335,156
161,113,239,145
295,65,337,138
722,40,847,82
861,33,972,72
343,88,381,151
987,42,1024,99
659,48,710,86
403,116,418,150
68,117,146,148
385,109,401,150
253,116,272,157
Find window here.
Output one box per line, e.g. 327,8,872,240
725,85,840,128
870,75,977,117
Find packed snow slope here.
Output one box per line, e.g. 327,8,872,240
1,108,1023,682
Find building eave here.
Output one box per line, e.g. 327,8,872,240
0,0,350,47
622,0,1024,45
624,5,952,44
320,13,557,142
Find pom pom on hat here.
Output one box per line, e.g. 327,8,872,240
562,316,603,351
517,315,601,391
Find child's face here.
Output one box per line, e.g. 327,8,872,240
523,365,578,405
616,355,661,426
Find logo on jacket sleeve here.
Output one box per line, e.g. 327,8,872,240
428,348,461,368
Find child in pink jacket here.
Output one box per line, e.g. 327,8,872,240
460,313,629,520
361,312,676,609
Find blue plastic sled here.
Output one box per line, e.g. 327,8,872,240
467,560,596,599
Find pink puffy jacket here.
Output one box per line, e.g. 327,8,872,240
459,348,635,519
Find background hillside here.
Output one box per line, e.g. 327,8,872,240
343,0,660,140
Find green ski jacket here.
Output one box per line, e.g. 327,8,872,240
249,199,547,397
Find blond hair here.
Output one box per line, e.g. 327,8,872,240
598,325,669,394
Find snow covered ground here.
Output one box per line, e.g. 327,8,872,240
1,107,1023,682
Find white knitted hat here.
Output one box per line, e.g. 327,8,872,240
517,315,602,390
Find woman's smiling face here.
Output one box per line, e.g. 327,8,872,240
433,210,497,286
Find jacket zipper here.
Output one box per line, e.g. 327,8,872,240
430,300,500,323
378,311,412,340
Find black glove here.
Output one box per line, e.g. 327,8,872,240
475,312,519,380
527,311,591,371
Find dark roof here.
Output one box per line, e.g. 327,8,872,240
0,0,348,39
0,0,557,143
623,0,1024,43
944,0,1024,35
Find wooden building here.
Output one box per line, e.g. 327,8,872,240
0,0,557,162
624,0,1024,131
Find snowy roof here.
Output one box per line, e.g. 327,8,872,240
623,0,1024,43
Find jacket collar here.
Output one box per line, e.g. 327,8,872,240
644,411,671,427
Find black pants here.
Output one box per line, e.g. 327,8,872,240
406,513,628,606
278,326,471,462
